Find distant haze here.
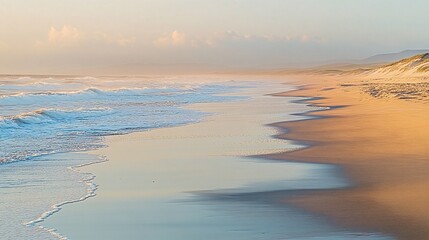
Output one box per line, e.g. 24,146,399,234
1,0,429,75
359,50,429,64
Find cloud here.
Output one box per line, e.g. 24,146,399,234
22,27,328,74
154,30,187,47
48,25,83,46
36,25,137,51
153,30,322,50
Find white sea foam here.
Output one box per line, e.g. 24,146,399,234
0,107,112,127
0,77,244,164
24,156,107,240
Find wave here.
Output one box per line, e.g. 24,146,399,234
0,108,113,128
0,82,219,99
69,76,98,81
0,82,243,165
0,87,165,105
16,77,33,81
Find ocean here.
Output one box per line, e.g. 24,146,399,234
0,76,244,164
0,75,244,239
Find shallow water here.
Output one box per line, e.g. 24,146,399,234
0,153,100,239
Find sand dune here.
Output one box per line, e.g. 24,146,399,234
275,53,429,240
358,54,429,101
309,53,429,102
288,53,429,80
368,53,429,78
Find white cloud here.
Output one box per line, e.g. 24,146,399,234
36,25,137,51
154,30,187,47
23,27,328,74
48,25,83,46
155,30,322,49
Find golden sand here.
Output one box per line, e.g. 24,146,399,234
267,74,429,240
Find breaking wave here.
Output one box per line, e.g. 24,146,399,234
0,78,244,164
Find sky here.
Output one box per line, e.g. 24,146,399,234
1,0,429,74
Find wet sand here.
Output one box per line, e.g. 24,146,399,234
268,74,429,240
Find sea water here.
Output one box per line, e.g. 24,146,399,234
0,76,244,164
0,75,245,239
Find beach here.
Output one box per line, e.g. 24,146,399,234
3,2,429,240
270,74,429,240
39,78,391,239
2,73,427,240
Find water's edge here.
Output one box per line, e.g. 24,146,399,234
5,79,392,240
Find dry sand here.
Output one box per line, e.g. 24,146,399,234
268,74,429,240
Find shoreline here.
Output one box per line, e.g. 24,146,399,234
268,74,429,240
25,74,427,240
40,79,381,240
24,155,107,239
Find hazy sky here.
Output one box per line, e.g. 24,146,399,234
1,0,429,74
